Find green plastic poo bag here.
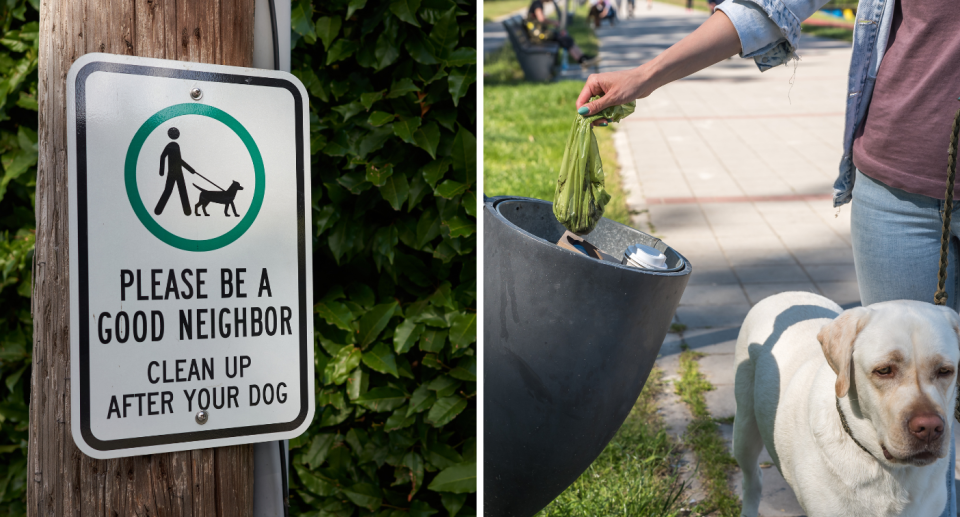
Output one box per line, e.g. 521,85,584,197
553,97,636,235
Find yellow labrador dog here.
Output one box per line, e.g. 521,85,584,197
734,291,960,517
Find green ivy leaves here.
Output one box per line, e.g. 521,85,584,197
290,0,475,515
428,462,476,493
390,0,422,26
362,343,399,378
315,16,342,50
0,3,37,515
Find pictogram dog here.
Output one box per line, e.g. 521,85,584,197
193,181,244,217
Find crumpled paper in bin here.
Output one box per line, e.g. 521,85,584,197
553,97,636,235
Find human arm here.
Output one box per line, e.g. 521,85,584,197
577,11,742,116
577,0,833,118
159,148,168,176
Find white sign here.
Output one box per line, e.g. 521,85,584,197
67,53,314,459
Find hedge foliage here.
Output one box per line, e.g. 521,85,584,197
288,0,477,515
0,0,38,515
0,0,476,514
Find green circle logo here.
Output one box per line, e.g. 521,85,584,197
125,103,265,252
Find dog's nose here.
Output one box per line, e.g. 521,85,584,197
908,414,944,442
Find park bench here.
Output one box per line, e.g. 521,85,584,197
502,14,558,82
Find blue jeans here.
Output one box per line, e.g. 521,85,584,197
851,169,958,517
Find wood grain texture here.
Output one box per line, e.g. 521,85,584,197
29,1,256,515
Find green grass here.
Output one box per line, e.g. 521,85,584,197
536,369,688,517
653,0,712,13
484,81,631,225
483,5,631,228
676,351,742,517
483,0,530,22
800,24,853,41
483,43,525,84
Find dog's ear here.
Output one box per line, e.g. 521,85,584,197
936,306,960,370
938,306,960,343
817,307,872,398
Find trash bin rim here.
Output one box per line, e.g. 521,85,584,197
485,195,691,277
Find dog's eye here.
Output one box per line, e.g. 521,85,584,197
938,367,954,377
874,366,893,376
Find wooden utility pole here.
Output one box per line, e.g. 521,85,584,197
30,0,256,515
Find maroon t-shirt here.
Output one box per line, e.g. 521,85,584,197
852,0,960,200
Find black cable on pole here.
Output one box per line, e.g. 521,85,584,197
278,440,289,517
267,0,280,70
266,2,284,514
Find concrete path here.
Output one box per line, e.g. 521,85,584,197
597,3,956,515
484,20,509,55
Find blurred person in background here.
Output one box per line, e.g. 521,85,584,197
527,0,601,65
588,0,618,27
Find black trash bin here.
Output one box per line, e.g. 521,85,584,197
484,196,692,517
502,15,559,82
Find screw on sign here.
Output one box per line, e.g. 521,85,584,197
67,53,314,459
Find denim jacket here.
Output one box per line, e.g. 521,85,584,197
716,0,895,207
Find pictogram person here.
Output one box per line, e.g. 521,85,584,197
154,127,198,216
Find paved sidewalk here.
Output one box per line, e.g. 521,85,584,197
601,4,851,515
483,17,513,55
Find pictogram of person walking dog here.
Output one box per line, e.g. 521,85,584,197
153,127,245,217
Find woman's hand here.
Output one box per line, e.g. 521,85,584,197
576,67,651,125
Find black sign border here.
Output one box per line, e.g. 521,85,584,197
75,61,309,452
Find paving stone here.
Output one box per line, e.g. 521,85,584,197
682,327,741,353
680,284,749,306
686,267,742,286
724,248,798,267
733,265,810,284
769,223,837,239
676,303,752,329
659,333,686,357
712,224,779,239
744,282,820,305
790,246,856,266
696,352,736,386
716,235,788,252
662,237,723,256
705,384,736,419
815,281,862,308
804,264,858,283
779,233,850,250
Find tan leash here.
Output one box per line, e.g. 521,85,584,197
934,100,960,421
